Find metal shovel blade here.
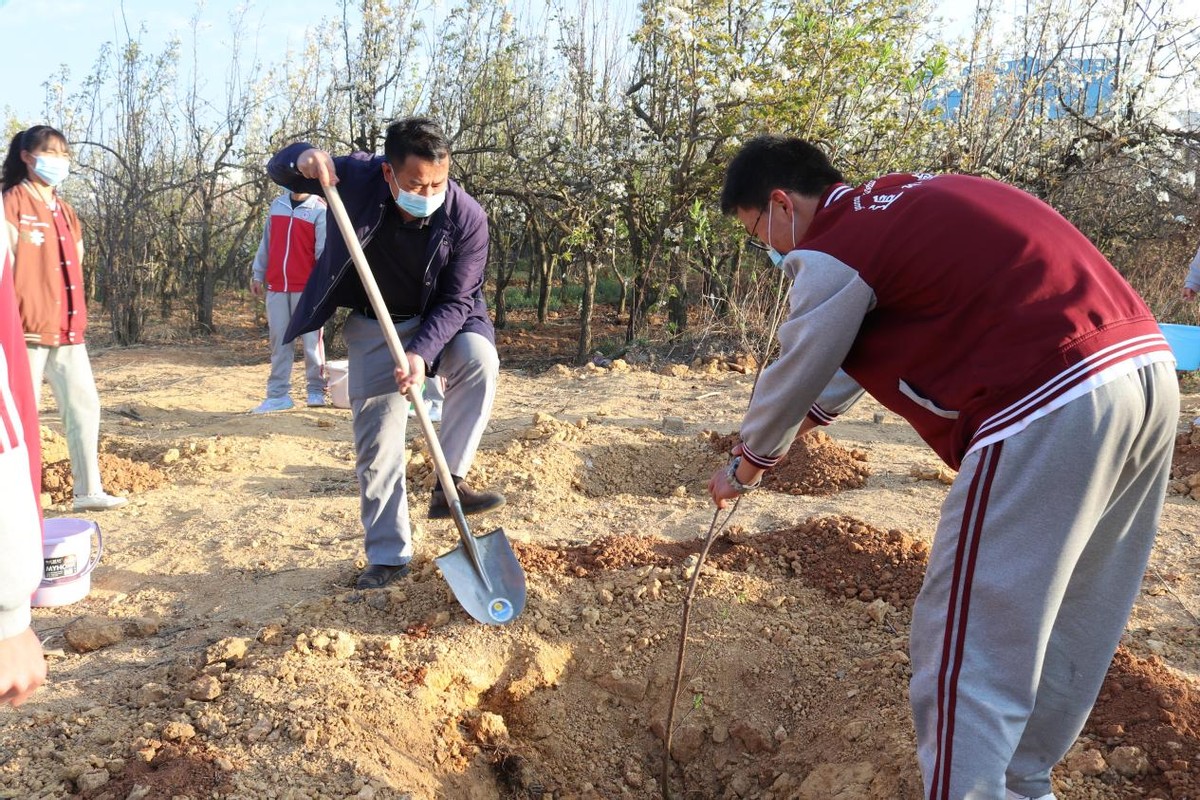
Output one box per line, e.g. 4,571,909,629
435,527,527,625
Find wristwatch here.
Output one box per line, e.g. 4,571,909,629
725,456,761,493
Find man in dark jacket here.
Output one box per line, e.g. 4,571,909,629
268,117,504,590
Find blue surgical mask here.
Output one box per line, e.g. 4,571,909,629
766,202,796,270
390,172,445,218
32,155,69,187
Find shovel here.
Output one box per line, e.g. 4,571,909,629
323,182,526,626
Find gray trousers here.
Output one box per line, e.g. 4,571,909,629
343,313,498,566
266,291,326,398
911,361,1179,800
26,343,104,497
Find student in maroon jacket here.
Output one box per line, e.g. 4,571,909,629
709,136,1178,800
268,117,505,591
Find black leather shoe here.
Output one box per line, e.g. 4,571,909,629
429,481,506,519
355,563,410,589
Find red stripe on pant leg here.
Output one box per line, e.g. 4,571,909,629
929,443,1002,800
938,443,1004,797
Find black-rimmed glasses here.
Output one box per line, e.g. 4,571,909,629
745,207,769,252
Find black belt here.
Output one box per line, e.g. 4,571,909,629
358,307,418,323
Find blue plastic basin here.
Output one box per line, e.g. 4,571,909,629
1160,323,1200,371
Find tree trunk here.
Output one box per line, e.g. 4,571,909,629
537,253,555,325
576,254,597,364
667,252,688,334
493,244,510,329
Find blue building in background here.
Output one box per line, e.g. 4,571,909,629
940,54,1116,119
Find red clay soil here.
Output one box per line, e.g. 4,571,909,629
522,515,1200,798
708,430,871,495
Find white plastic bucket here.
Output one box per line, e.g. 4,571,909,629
32,518,103,608
327,359,350,409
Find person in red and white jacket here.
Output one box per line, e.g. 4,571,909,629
710,136,1178,800
249,190,328,413
0,191,48,707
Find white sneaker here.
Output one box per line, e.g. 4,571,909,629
407,398,442,422
1006,790,1056,800
73,492,129,511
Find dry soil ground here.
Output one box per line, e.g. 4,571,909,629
2,307,1200,800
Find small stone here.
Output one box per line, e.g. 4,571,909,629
205,637,250,666
1065,748,1107,776
662,416,685,433
162,448,181,464
75,769,110,791
865,599,892,625
842,720,868,741
729,720,775,754
1109,745,1149,777
133,684,169,708
329,632,356,660
259,624,284,645
187,675,222,701
64,617,126,653
161,722,195,742
474,712,509,745
244,717,273,743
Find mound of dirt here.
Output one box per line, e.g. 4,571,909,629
42,453,170,505
1086,648,1200,797
40,426,70,463
708,429,871,495
1170,428,1200,500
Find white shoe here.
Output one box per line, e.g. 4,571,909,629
407,398,442,422
1006,790,1056,800
73,492,129,511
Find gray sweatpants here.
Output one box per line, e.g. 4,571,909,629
26,342,104,497
266,290,325,398
343,313,498,566
910,361,1179,800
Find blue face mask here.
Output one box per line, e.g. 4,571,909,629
32,155,69,188
766,203,794,270
390,172,445,218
